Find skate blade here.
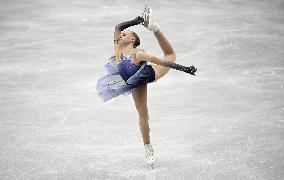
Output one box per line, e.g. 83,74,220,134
146,161,155,169
146,160,155,169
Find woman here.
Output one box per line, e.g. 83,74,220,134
96,5,197,166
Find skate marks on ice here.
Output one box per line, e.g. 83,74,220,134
1,0,284,179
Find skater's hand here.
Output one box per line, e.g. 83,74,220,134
184,65,197,76
141,4,160,32
134,16,144,24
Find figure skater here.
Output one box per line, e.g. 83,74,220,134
96,5,197,167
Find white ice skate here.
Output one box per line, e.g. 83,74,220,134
141,4,160,32
144,143,155,168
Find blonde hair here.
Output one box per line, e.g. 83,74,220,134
114,31,140,65
115,46,122,65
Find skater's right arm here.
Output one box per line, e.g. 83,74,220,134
113,16,144,53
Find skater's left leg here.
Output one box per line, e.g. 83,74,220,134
132,84,151,145
151,30,176,82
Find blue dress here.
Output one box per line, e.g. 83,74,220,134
96,55,156,102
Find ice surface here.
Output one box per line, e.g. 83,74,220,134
0,0,283,179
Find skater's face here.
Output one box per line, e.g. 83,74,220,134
119,30,136,47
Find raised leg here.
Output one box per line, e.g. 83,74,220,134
151,30,176,82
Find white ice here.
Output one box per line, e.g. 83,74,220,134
0,0,283,179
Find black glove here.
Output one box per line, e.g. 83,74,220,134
183,65,197,76
134,16,144,24
115,16,144,31
164,61,197,76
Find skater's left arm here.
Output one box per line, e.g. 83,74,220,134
135,51,197,76
135,51,176,67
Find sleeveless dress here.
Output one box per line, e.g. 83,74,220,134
96,55,156,102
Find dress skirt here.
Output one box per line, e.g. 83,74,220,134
96,57,155,102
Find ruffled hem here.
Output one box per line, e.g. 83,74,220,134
96,57,154,102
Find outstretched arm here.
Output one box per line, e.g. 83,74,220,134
135,50,197,76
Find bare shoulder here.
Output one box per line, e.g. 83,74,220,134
134,49,155,64
132,48,146,64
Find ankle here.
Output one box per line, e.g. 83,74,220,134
144,142,151,146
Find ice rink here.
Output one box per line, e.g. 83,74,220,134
0,0,283,179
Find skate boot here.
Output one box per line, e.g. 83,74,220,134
144,143,155,168
141,4,160,32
